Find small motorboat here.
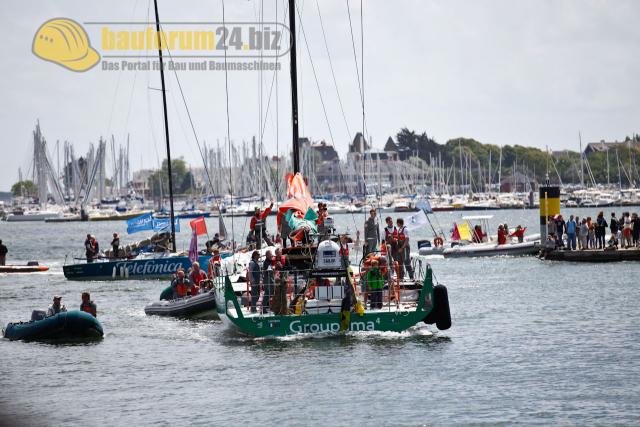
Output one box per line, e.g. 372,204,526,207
443,240,541,258
3,310,104,341
144,288,218,320
0,262,49,273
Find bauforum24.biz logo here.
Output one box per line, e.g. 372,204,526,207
33,17,289,72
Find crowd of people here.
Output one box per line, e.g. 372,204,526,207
547,211,640,250
363,209,414,280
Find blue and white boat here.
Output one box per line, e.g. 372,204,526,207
63,253,217,281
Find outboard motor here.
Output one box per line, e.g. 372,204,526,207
31,310,47,321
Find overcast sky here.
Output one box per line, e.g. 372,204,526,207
0,0,638,191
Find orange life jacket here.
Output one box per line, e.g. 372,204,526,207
176,282,188,297
397,226,407,241
80,302,96,317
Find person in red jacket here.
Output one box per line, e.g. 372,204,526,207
250,202,274,249
188,262,207,296
510,225,526,243
497,225,507,245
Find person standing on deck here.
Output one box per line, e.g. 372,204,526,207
510,225,526,243
0,240,7,266
383,216,397,261
262,251,275,314
396,218,414,280
366,259,384,309
248,251,262,313
111,233,120,258
250,203,274,250
364,209,380,255
84,234,94,263
208,248,222,279
566,215,577,251
595,212,608,249
497,225,507,245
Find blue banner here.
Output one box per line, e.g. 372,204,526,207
127,212,153,234
127,212,181,234
152,216,181,233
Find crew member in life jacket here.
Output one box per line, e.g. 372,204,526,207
80,291,97,317
395,218,414,280
171,269,190,299
46,295,67,317
188,262,207,296
250,202,274,250
208,248,222,279
383,216,397,261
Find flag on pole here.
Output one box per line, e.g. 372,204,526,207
126,212,153,234
415,198,433,214
189,216,208,236
188,229,198,263
218,214,228,240
404,209,428,231
451,223,461,241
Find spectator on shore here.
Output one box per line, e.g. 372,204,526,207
578,219,589,250
595,212,608,249
566,215,577,251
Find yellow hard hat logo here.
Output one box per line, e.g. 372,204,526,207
32,18,100,72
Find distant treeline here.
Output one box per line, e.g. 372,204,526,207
394,128,640,187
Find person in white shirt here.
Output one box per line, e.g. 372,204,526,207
46,295,67,317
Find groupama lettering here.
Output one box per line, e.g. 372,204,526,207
288,320,376,334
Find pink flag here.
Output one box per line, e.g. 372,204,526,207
188,229,198,263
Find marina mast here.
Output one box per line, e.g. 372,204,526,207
288,0,300,173
153,0,177,252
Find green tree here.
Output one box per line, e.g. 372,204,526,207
11,180,37,197
148,158,194,195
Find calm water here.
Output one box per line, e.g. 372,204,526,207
1,208,639,426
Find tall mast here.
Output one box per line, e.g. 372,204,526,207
288,0,300,174
153,0,176,252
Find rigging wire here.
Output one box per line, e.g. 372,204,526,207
221,0,236,254
315,0,351,139
293,2,336,150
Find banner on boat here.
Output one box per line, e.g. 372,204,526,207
127,212,181,234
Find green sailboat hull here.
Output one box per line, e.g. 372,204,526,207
215,266,445,338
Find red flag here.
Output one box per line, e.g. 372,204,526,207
451,223,461,241
189,216,208,236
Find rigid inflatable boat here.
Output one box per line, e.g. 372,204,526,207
144,289,218,320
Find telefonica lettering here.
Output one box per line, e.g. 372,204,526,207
115,261,182,275
289,320,375,334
